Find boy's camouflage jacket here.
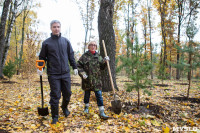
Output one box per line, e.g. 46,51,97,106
77,51,106,91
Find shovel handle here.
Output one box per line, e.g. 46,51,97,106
36,60,45,70
102,40,116,95
36,60,45,108
40,75,44,108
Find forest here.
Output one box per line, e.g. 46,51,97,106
0,0,200,132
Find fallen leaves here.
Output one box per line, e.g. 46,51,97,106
0,75,199,132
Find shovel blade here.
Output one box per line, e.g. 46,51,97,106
38,107,49,116
111,100,122,115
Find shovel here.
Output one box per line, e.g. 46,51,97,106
36,60,49,116
102,40,122,114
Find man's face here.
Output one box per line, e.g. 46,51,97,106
51,23,61,36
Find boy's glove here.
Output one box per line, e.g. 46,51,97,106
83,74,88,79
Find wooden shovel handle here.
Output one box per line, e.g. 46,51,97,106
102,40,116,94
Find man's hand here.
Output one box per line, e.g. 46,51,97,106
104,56,110,61
74,69,78,75
83,74,88,79
37,68,43,76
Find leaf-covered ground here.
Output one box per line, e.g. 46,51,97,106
0,74,200,132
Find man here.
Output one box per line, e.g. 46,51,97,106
37,20,78,124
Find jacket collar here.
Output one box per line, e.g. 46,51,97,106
86,50,98,57
51,33,61,39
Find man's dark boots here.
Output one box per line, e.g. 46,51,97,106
51,105,59,124
61,102,70,117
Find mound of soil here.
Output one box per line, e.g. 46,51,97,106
174,83,189,85
120,80,132,82
164,96,200,103
1,81,17,84
0,129,10,133
154,84,171,87
122,102,170,118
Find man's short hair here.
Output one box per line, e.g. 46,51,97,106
50,20,61,27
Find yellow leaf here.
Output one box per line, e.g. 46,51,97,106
132,124,138,128
31,124,37,129
145,119,151,126
64,129,71,133
96,125,102,129
9,108,16,112
147,105,149,108
14,126,22,129
93,114,99,119
151,120,160,126
124,127,130,132
162,126,170,133
9,108,13,112
187,120,195,126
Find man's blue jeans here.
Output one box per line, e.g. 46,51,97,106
84,90,104,106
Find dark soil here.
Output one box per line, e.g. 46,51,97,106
192,80,200,83
1,81,18,84
121,102,170,118
34,80,48,83
120,80,132,82
195,113,200,118
153,84,171,87
174,83,189,85
0,129,10,133
164,96,200,103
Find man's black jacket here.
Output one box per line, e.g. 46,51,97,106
39,34,77,75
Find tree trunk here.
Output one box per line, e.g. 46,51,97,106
176,0,182,80
0,0,11,78
98,0,118,92
2,0,18,68
137,88,140,109
131,0,135,47
187,41,192,98
15,25,20,75
83,0,89,53
126,3,130,58
148,0,153,79
19,9,29,72
159,0,167,67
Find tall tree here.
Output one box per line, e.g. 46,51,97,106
75,0,97,53
186,0,199,98
141,5,148,51
175,0,185,80
2,0,22,69
98,0,118,91
18,0,37,73
175,0,199,80
0,0,11,78
147,0,153,79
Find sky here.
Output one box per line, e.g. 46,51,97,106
35,0,86,52
35,0,200,54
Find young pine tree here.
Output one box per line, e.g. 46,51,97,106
185,21,199,98
117,35,153,109
3,60,16,81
